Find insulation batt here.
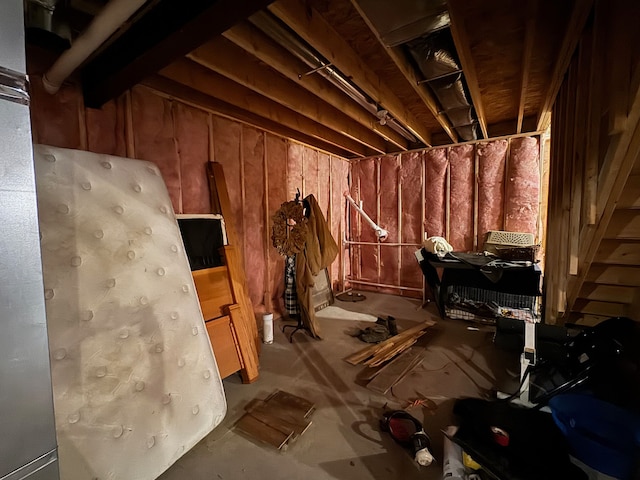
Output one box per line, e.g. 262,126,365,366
424,148,449,238
477,140,508,246
400,152,424,289
85,97,126,157
448,144,475,251
379,155,400,288
241,126,266,308
506,137,540,235
356,158,378,282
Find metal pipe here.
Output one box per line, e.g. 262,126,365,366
249,11,418,143
346,279,423,292
42,0,147,94
344,192,388,241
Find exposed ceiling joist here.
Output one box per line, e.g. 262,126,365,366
536,0,594,131
81,0,274,108
222,21,409,151
268,0,432,146
142,75,352,158
348,0,458,144
189,37,389,154
160,59,371,157
447,0,488,139
517,0,537,134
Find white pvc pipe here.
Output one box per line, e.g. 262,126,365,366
42,0,147,94
344,191,389,241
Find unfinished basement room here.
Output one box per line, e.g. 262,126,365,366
1,0,640,479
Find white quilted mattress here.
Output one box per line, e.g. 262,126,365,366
34,145,226,479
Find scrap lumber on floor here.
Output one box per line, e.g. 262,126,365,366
344,320,436,367
235,390,315,450
366,348,424,395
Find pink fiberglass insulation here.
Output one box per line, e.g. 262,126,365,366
304,148,319,201
85,97,126,157
355,158,378,282
424,147,449,239
287,142,304,201
30,76,82,150
266,134,288,312
400,151,424,289
379,155,400,287
131,86,181,212
173,103,210,214
505,137,540,235
477,140,508,247
241,125,266,308
449,144,475,251
317,152,331,217
331,158,349,288
211,115,243,241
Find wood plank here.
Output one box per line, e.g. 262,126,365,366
536,0,594,130
236,413,293,449
82,0,274,107
618,175,640,208
578,283,636,304
586,264,640,287
604,210,640,239
447,0,489,139
205,316,242,379
269,0,432,146
572,299,627,317
266,390,315,418
245,409,297,439
594,239,640,265
246,399,312,436
189,37,389,154
192,266,233,320
343,320,436,365
226,303,259,383
366,348,423,395
348,0,457,143
223,20,409,151
516,0,537,134
142,75,352,158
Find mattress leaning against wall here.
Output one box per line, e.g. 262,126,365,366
33,145,226,480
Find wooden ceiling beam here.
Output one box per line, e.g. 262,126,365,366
348,0,458,143
189,36,388,154
536,0,594,131
447,0,489,139
159,59,370,157
141,76,352,158
517,0,538,134
268,0,432,146
81,0,274,107
223,21,409,151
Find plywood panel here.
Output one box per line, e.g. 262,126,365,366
241,125,266,308
174,102,210,213
477,140,508,246
448,144,475,251
131,86,181,212
193,266,233,320
205,316,242,379
85,97,126,156
505,136,540,235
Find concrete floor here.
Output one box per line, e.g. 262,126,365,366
159,292,519,480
